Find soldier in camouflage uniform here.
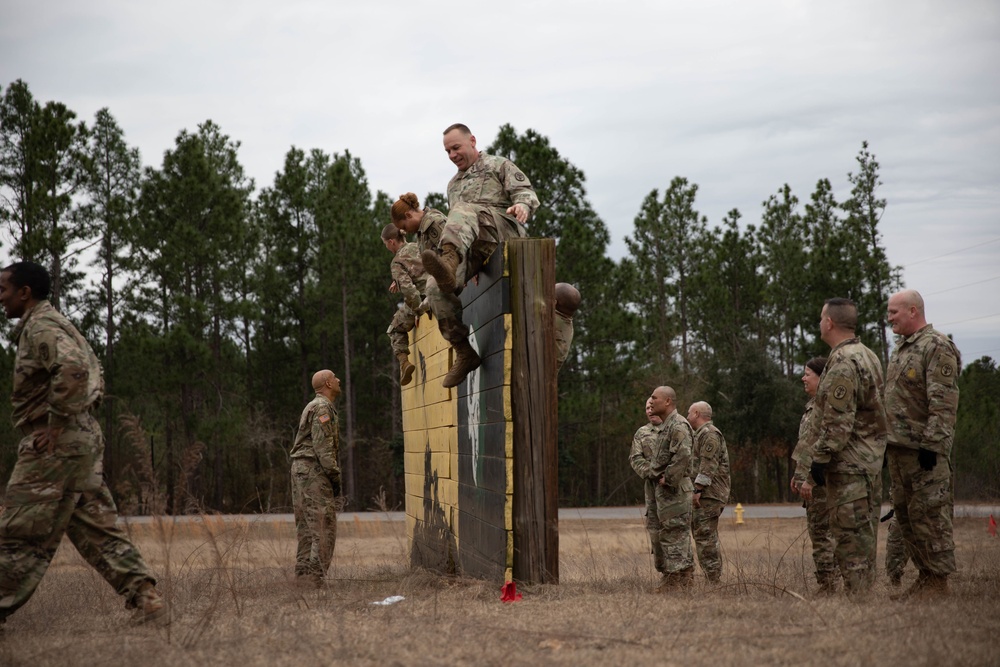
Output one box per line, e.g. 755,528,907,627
629,386,695,591
686,401,730,583
291,369,342,584
885,513,908,586
421,124,541,388
381,223,430,386
0,262,168,627
885,289,961,598
790,356,840,592
554,283,580,371
800,298,887,597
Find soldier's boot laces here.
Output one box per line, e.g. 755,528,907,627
130,582,170,626
422,244,461,295
397,352,416,386
442,339,481,388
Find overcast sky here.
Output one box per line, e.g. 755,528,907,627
3,0,998,363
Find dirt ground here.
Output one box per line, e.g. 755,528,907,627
0,514,997,666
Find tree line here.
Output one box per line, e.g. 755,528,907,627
1,79,995,514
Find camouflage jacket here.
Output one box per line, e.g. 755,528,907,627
447,153,540,220
791,398,821,484
290,394,340,477
885,324,961,456
691,421,730,503
811,338,887,477
11,300,104,431
416,208,446,255
390,242,426,312
554,311,573,370
629,411,694,493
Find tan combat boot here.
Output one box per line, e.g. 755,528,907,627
397,352,415,386
422,244,461,295
442,338,481,388
130,581,170,625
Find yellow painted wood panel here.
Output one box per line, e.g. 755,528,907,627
403,450,451,479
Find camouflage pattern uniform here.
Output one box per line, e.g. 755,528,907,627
885,515,907,583
690,420,730,582
387,242,428,357
427,154,540,345
630,411,694,576
0,301,157,621
811,337,887,594
791,398,838,587
290,394,340,580
554,310,574,370
885,324,960,579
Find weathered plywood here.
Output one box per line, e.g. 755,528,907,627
403,238,558,584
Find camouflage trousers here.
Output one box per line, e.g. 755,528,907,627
803,485,838,586
0,413,156,621
290,457,338,579
826,472,878,594
887,446,955,577
644,480,693,575
426,203,526,346
387,303,418,356
885,516,908,581
691,498,724,582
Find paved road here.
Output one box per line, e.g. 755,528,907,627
120,503,1000,525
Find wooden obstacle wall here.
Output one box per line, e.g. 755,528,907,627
402,238,558,584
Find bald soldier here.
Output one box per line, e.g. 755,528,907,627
801,298,887,596
421,123,541,388
687,401,730,583
290,370,342,585
629,386,695,591
885,289,961,598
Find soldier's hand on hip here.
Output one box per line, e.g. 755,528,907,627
33,426,64,455
917,448,937,471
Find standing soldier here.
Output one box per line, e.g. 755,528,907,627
381,223,429,386
291,370,342,585
791,356,840,593
885,289,960,598
800,298,887,596
421,123,541,388
0,261,168,627
630,386,695,591
686,401,730,584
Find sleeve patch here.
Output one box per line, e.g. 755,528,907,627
514,172,526,182
932,357,957,385
318,413,331,424
828,382,852,410
703,440,715,455
39,343,50,362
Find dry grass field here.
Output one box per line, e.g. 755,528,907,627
1,512,997,666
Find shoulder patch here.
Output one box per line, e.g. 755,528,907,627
703,439,716,455
318,413,331,424
514,172,526,182
931,356,957,386
38,343,49,362
828,381,852,410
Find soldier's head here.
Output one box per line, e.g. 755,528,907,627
312,369,341,400
391,193,423,234
802,356,827,398
443,123,478,171
0,261,49,320
686,401,712,429
554,283,581,317
887,289,927,337
820,298,857,346
648,385,676,419
381,223,405,253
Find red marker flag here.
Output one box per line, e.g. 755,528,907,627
500,581,522,603
990,514,997,537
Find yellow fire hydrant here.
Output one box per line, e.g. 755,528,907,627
734,503,745,525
